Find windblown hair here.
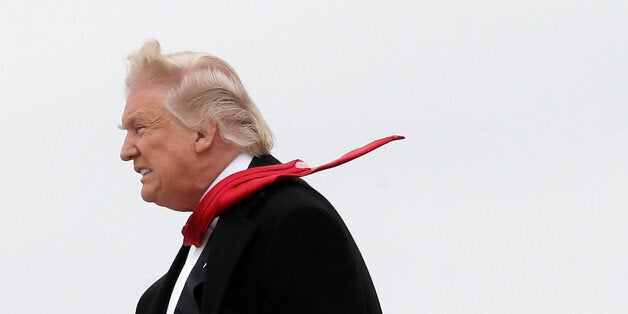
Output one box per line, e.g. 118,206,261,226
125,39,273,155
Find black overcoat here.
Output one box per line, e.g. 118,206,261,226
136,155,382,314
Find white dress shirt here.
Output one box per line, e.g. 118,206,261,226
166,152,254,314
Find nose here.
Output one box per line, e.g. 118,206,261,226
120,134,139,161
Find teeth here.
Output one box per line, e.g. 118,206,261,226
140,168,152,176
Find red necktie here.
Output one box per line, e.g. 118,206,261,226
182,135,405,247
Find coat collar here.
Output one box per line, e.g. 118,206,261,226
249,154,281,168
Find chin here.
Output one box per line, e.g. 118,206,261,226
141,196,156,205
140,188,157,204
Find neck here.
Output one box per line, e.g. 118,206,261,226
194,140,242,201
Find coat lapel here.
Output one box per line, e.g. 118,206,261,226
138,245,190,313
199,207,257,314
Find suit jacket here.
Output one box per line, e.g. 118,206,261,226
136,155,382,314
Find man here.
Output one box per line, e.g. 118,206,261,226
120,39,383,314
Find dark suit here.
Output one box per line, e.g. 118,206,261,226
136,155,382,314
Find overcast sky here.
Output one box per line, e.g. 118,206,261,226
1,1,626,313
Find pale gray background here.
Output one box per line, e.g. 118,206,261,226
1,1,627,313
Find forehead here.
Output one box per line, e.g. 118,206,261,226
121,87,169,127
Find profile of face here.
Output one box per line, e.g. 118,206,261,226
120,87,201,211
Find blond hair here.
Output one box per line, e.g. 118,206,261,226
125,39,273,155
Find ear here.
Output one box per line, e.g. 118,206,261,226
194,120,218,154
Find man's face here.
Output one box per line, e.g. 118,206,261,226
120,87,200,210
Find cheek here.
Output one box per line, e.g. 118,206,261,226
160,144,195,172
170,137,197,158
147,133,196,174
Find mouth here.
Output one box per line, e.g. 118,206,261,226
135,166,153,180
139,168,152,176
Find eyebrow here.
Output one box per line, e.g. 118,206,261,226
118,112,138,130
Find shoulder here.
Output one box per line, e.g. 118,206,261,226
246,177,340,223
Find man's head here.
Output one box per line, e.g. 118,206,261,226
119,39,273,211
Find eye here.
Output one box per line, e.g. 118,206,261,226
135,125,146,134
